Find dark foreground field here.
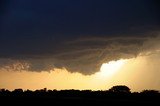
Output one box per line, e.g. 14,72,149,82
1,88,160,106
1,96,159,106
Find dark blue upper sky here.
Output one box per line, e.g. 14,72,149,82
0,0,159,53
0,0,160,55
1,0,159,37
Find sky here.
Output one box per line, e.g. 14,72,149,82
0,0,160,91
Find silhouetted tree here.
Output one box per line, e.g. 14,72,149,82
0,89,6,92
141,90,159,95
109,85,131,93
13,88,23,93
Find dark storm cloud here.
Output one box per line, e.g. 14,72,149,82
0,34,159,75
0,0,160,74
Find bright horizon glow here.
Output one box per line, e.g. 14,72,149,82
98,59,127,78
0,54,160,91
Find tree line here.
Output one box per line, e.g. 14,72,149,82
0,85,159,97
0,85,160,105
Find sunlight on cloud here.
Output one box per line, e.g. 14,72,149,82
97,59,127,78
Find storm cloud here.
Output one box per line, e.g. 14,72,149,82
0,33,159,75
0,0,160,74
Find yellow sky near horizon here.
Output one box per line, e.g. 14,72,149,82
0,54,160,92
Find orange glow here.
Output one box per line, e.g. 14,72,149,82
98,59,126,78
0,54,160,91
